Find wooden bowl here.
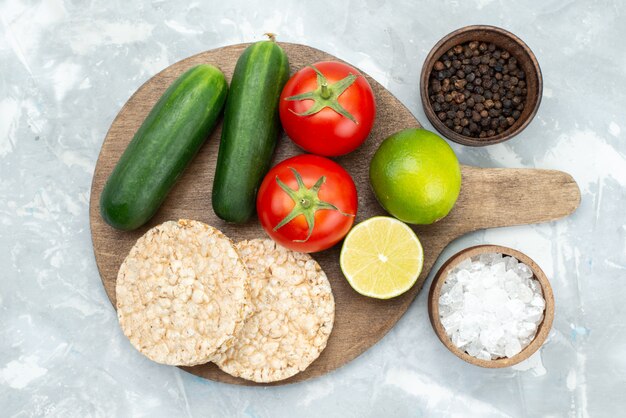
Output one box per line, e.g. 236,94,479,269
420,25,543,146
427,245,554,368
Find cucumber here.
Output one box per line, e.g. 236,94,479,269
100,64,228,230
212,40,290,223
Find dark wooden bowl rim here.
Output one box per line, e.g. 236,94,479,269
420,25,543,146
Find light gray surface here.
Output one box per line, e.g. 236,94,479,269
1,0,624,416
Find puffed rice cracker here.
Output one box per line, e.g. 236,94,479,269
214,239,335,383
116,219,250,366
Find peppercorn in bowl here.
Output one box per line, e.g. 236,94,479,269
420,25,542,146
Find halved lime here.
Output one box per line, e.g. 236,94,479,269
340,216,424,299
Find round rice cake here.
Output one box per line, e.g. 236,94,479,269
116,219,250,366
214,239,335,383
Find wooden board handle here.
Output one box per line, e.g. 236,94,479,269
454,165,581,232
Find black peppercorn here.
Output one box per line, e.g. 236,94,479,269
428,40,527,139
454,79,467,89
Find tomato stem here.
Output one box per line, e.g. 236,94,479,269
320,82,331,99
284,65,359,124
273,168,354,242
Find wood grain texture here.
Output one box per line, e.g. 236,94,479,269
89,43,580,385
428,245,555,368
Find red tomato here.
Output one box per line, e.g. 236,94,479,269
279,61,376,157
256,154,358,253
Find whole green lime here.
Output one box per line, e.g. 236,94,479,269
369,128,461,224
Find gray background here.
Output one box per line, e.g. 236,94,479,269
1,0,624,416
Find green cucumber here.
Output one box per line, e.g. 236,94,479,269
100,64,228,230
212,40,290,223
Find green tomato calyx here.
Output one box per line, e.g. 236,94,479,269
285,65,359,124
274,167,354,242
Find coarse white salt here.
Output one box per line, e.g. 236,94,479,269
438,253,545,360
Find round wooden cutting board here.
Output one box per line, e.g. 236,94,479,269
90,43,580,386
